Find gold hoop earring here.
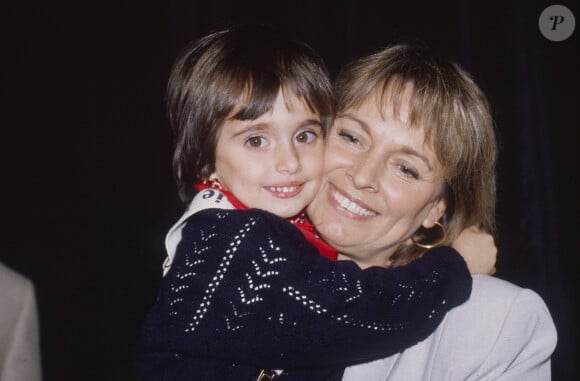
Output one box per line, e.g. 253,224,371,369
411,221,447,249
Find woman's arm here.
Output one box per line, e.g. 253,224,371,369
135,208,472,375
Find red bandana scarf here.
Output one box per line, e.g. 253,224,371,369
195,180,338,261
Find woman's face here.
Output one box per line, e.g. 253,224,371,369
307,88,447,268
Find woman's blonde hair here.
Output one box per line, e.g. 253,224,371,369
334,44,497,266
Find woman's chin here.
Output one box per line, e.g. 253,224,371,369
315,220,351,248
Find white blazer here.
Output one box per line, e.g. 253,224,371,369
0,262,41,381
342,275,557,381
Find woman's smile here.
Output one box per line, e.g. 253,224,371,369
327,183,378,219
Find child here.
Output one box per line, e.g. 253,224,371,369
134,25,481,380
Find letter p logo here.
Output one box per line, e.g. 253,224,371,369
539,5,576,41
550,15,565,30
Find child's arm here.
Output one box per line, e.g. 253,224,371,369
452,225,497,275
135,208,471,374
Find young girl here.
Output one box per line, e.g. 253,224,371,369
134,25,491,380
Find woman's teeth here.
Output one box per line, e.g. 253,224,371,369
332,190,376,216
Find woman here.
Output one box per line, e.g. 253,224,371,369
307,44,557,380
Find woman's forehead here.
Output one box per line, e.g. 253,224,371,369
345,84,425,128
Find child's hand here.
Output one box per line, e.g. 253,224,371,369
452,226,497,275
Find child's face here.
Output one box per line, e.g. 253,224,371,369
212,90,324,218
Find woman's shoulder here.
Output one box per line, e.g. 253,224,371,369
443,275,555,342
468,275,552,317
433,275,557,379
342,275,557,381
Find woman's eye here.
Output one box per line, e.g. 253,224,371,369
338,131,360,145
398,165,419,179
245,136,267,148
295,130,317,144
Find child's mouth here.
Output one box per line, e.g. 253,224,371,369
264,184,303,198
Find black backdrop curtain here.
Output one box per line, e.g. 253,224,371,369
4,0,578,380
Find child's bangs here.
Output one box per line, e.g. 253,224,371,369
230,73,281,121
286,76,332,118
231,72,331,123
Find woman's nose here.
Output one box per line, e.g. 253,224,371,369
347,153,379,192
275,144,301,174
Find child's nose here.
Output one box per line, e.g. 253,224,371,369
275,144,301,174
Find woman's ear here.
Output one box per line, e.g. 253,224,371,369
422,198,446,228
208,172,218,181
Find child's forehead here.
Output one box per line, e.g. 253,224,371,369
231,86,320,120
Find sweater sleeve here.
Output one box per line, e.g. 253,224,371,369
134,209,471,375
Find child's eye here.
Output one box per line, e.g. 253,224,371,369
295,130,317,144
245,136,267,148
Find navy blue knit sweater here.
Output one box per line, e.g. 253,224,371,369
134,208,471,380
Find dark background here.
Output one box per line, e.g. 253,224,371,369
4,0,578,380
